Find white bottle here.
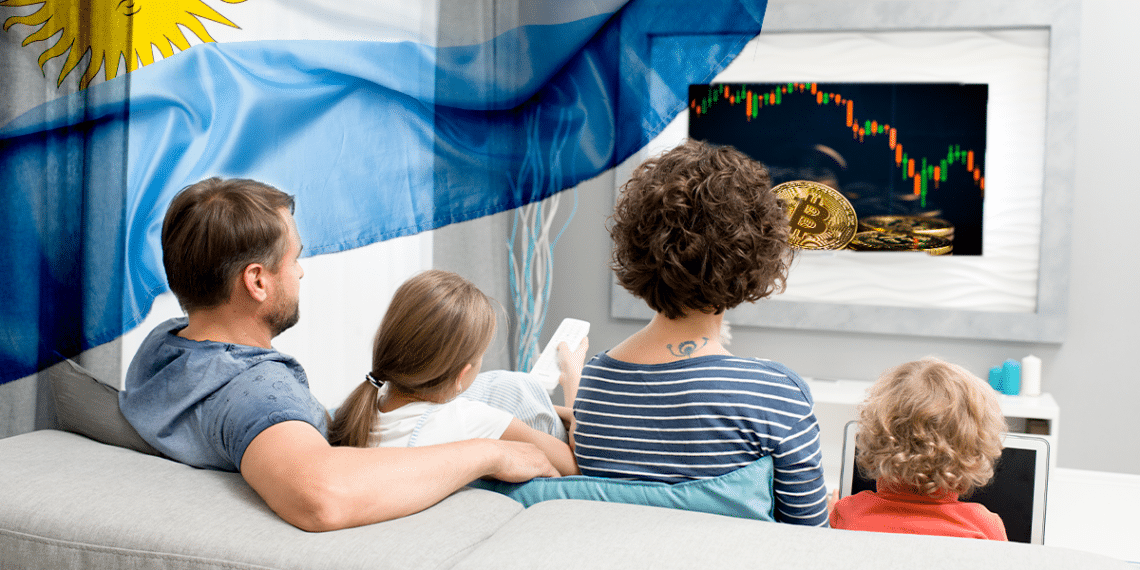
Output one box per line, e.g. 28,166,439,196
1020,355,1042,397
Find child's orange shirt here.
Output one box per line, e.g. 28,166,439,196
830,480,1007,541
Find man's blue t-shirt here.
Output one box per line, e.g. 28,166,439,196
120,318,329,472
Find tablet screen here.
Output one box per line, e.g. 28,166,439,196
848,445,1040,543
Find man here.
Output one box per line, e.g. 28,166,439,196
120,178,556,532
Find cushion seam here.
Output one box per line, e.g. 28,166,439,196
431,504,533,570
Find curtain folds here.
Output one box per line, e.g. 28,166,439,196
0,0,768,386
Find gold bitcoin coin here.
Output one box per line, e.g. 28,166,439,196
773,180,858,250
847,231,953,255
859,215,954,239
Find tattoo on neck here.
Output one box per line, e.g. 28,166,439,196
667,337,708,358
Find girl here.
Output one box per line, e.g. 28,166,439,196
328,270,580,476
830,357,1009,540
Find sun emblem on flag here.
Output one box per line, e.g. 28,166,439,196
1,0,248,89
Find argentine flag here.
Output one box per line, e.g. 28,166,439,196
0,0,768,385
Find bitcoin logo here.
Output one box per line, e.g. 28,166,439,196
773,180,858,249
790,195,829,235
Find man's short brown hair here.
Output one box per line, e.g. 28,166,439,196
609,139,792,319
162,178,295,313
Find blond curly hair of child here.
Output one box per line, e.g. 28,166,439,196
855,357,1008,497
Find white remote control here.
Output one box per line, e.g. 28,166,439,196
529,318,590,392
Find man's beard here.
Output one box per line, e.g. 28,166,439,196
266,297,300,338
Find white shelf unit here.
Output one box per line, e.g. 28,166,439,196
803,378,1060,490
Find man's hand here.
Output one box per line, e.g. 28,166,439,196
484,439,560,482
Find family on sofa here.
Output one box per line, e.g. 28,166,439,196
118,139,1011,541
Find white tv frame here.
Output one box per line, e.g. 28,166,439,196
610,0,1078,343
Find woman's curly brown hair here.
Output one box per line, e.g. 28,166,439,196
609,139,792,319
856,358,1007,497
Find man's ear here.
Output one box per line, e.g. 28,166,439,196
241,263,270,303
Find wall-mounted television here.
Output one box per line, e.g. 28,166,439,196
610,0,1078,343
689,81,987,256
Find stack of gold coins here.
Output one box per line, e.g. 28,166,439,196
853,214,955,255
859,215,954,240
846,231,954,255
773,180,858,250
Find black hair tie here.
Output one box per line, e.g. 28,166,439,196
366,373,385,390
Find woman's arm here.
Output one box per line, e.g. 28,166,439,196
500,417,580,476
771,414,830,526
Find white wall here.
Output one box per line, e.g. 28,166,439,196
540,0,1140,475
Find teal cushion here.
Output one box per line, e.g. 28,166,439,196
473,455,775,521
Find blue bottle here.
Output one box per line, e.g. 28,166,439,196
988,366,1003,392
1001,359,1021,396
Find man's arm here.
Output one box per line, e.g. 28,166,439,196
240,421,557,532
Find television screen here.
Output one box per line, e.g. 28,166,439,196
688,82,988,255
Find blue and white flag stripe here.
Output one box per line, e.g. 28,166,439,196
0,0,768,384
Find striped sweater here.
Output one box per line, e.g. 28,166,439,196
572,352,829,526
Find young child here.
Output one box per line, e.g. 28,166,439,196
830,357,1009,540
328,270,580,476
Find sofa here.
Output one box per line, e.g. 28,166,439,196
0,362,1129,570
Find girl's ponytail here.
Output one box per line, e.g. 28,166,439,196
327,269,496,448
327,379,380,448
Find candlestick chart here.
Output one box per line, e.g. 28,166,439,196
689,82,987,255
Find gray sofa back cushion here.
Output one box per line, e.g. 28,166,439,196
0,430,525,570
2,431,1131,570
452,499,1133,570
46,359,161,456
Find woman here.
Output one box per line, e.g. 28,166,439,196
572,139,829,526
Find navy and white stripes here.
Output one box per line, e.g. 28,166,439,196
572,353,829,526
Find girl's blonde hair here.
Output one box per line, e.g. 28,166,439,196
855,357,1007,497
328,270,496,448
